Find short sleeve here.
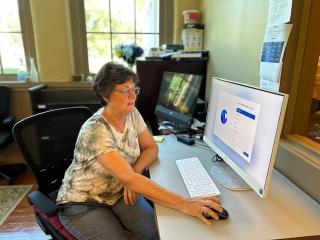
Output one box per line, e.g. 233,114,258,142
132,108,147,134
75,118,117,162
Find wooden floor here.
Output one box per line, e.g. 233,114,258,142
0,169,49,240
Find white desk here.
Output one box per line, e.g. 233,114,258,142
149,135,320,240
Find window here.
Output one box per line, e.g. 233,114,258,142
0,0,24,77
0,0,35,81
84,0,159,73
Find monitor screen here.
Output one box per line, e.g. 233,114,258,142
203,78,288,198
158,71,203,115
155,71,203,130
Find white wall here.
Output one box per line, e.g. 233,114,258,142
201,0,269,99
30,0,74,82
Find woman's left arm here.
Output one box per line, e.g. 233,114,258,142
133,129,158,174
124,128,158,205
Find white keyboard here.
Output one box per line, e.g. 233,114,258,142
176,157,220,198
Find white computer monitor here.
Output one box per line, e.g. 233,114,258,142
203,78,288,198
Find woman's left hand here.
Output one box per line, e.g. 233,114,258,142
123,186,139,205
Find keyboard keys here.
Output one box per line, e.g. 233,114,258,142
176,157,221,198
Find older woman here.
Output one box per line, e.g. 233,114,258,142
57,62,222,240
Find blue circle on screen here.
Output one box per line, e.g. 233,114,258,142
221,109,228,124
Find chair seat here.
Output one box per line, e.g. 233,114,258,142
34,206,77,240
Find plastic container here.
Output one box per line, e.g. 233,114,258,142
17,69,27,82
29,58,39,82
182,23,204,50
182,10,200,24
17,58,27,81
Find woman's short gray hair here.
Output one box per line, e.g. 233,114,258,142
92,62,139,106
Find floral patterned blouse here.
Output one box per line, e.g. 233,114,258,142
56,108,147,205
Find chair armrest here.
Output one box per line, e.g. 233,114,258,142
27,191,59,215
3,116,15,126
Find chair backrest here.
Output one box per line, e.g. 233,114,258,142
0,86,10,121
13,107,92,195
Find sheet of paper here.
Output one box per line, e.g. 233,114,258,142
267,0,292,27
259,24,292,91
260,61,282,76
153,136,165,143
262,24,292,63
260,67,282,92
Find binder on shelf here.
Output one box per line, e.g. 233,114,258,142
161,44,184,51
145,51,176,60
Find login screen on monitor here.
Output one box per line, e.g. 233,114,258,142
213,91,261,163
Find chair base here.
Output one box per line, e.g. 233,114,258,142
0,131,13,149
0,163,27,184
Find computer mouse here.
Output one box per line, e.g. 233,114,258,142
203,206,229,220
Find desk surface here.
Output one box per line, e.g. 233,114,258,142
149,135,320,240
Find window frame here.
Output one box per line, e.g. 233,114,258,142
281,0,320,159
0,0,37,81
70,0,172,76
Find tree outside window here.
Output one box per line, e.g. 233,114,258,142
0,0,25,75
84,0,159,73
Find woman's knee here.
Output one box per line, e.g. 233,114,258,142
113,197,159,240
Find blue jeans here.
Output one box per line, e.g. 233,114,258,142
58,197,158,240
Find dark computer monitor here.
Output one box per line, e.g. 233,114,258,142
155,71,203,132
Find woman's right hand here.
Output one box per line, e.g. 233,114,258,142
178,196,223,225
123,186,139,205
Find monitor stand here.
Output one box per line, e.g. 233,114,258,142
159,121,190,133
209,157,251,191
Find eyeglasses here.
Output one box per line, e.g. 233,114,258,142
113,86,140,96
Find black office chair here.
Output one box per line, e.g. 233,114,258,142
13,107,92,240
0,86,26,184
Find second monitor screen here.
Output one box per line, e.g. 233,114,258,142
158,71,203,116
